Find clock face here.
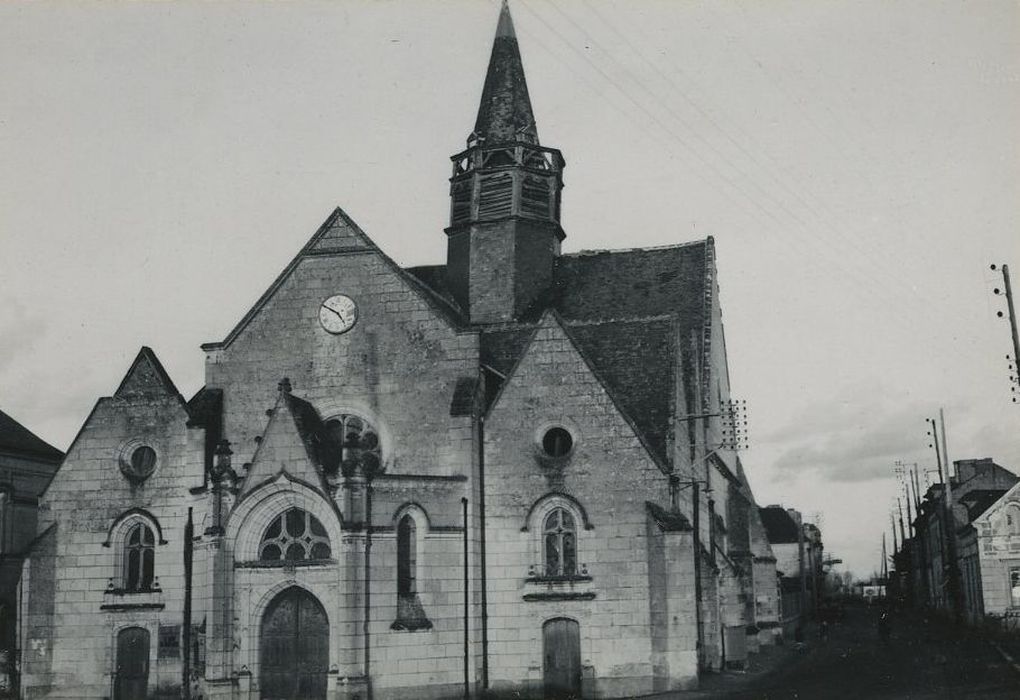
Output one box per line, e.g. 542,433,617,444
319,294,358,334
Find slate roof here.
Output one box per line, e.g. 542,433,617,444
285,393,326,467
186,387,224,472
450,377,480,417
473,0,538,144
408,240,712,470
0,409,63,461
552,243,708,325
959,489,1010,521
759,506,801,544
646,501,692,532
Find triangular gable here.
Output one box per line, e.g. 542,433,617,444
237,388,328,499
489,310,670,473
973,480,1020,526
203,207,466,351
304,207,374,254
114,347,185,403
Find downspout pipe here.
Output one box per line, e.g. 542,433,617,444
462,497,470,699
478,414,489,691
364,481,373,700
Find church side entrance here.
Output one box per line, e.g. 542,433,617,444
260,587,329,700
113,627,149,700
543,618,581,699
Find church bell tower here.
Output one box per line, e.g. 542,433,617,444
445,0,566,325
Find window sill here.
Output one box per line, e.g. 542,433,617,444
522,574,595,602
525,574,592,584
523,591,596,602
235,558,337,569
102,588,164,611
391,594,433,631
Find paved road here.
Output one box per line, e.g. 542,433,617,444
677,605,1020,699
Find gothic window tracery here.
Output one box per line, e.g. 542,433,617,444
259,508,332,562
124,523,155,592
320,414,381,478
544,508,577,577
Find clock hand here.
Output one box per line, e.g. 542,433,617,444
324,305,345,320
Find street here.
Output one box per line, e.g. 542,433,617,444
672,604,1020,699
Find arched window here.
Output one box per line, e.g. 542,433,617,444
259,509,332,562
124,523,155,591
320,414,381,478
544,508,577,577
1007,505,1020,536
391,508,432,631
397,515,417,596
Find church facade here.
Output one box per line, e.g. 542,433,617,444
20,4,778,699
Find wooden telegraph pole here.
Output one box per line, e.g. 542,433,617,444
992,264,1020,403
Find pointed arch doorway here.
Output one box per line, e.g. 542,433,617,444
260,587,329,700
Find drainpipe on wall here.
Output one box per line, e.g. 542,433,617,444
462,497,469,700
182,507,193,700
692,481,703,670
478,414,489,691
364,481,373,700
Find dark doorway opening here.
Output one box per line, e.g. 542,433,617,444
260,587,329,700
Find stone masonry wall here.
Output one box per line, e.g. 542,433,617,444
202,220,483,698
483,315,686,698
23,379,203,698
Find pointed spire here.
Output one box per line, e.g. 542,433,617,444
495,0,516,38
473,0,538,144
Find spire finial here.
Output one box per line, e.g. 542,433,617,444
495,0,515,39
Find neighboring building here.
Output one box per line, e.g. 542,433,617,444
859,583,886,603
967,475,1020,619
0,410,63,694
910,458,1017,621
758,505,821,637
747,506,781,647
20,4,774,699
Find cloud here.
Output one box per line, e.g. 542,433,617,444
771,415,930,482
760,379,935,483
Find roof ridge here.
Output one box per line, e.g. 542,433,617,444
563,239,708,257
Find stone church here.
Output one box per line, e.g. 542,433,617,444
19,3,779,699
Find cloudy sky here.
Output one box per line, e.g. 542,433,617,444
2,0,1018,576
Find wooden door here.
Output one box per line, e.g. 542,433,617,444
114,627,149,700
260,587,329,700
543,618,581,699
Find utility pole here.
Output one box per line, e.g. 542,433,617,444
898,498,907,544
992,264,1020,403
881,533,887,581
940,409,965,624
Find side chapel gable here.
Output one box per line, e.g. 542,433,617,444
487,310,669,474
38,347,191,513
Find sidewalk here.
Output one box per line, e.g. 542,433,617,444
638,626,819,699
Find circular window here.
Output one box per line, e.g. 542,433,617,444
119,441,158,482
542,427,573,459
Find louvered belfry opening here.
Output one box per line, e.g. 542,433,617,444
445,1,566,325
